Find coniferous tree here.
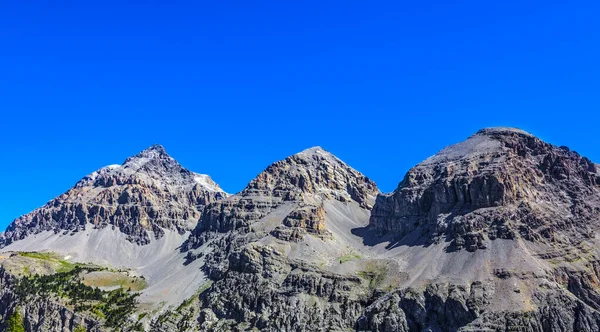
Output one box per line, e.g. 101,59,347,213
6,310,25,332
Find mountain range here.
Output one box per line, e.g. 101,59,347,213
1,127,600,331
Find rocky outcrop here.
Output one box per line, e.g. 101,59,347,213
0,145,227,246
358,280,600,332
357,281,491,331
196,244,368,331
271,204,330,242
370,127,600,252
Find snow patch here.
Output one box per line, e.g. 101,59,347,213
194,174,222,193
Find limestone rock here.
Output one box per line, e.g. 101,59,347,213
370,127,600,252
185,146,378,249
0,145,227,246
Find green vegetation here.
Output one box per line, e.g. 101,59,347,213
14,265,139,328
6,310,25,332
357,262,388,290
18,251,78,273
130,322,145,331
82,272,147,291
18,251,56,260
74,326,87,332
338,252,362,264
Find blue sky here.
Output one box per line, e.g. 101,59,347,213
1,1,599,230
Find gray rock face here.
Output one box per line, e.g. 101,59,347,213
195,244,367,331
370,127,600,252
357,280,600,332
0,145,227,246
184,146,379,249
357,281,491,331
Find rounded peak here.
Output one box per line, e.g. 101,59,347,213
420,127,543,167
476,127,533,137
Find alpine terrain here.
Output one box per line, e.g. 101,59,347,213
2,127,600,332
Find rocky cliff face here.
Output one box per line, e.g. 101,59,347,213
0,145,227,246
184,146,378,249
170,147,382,330
370,127,600,252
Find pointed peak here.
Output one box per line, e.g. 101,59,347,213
123,144,172,166
146,143,167,152
135,144,169,158
294,146,331,158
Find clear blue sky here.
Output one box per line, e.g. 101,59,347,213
1,1,599,230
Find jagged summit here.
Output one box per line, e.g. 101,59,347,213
0,144,227,247
138,143,168,155
75,144,225,194
124,144,170,164
123,144,178,174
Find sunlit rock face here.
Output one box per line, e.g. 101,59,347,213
370,127,600,252
185,146,379,249
0,145,228,246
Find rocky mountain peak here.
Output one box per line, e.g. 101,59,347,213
242,146,379,208
476,126,533,137
0,145,227,247
371,127,600,252
185,147,379,249
123,144,170,165
122,144,179,175
74,145,227,194
294,145,329,159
